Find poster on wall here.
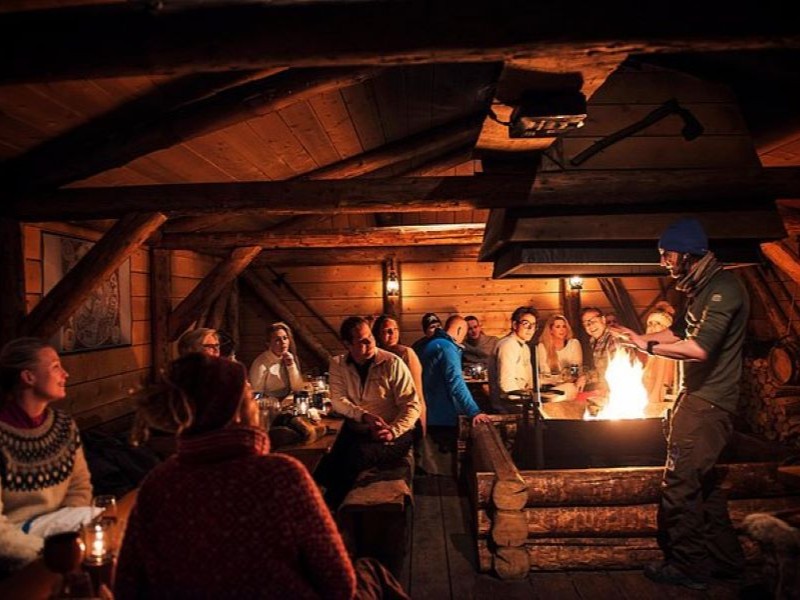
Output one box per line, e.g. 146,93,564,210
42,232,132,353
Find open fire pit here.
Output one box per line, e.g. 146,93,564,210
462,351,800,578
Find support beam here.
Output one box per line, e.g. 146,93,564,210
13,168,800,221
241,270,331,365
762,241,800,287
740,267,789,338
1,2,798,82
1,67,377,195
598,278,642,334
158,224,485,250
253,245,481,266
168,246,262,340
260,265,340,342
149,248,172,381
0,218,26,346
21,212,167,340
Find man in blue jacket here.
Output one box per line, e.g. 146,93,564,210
419,315,491,475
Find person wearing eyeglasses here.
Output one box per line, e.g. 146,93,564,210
580,307,619,394
248,322,304,402
489,306,538,413
177,327,222,358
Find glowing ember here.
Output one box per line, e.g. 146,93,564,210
585,349,648,420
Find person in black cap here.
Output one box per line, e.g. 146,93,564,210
614,217,748,591
411,312,442,357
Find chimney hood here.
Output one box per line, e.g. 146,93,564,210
480,206,786,278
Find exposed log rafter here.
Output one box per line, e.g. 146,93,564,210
1,2,798,83
168,246,262,340
158,224,486,250
11,168,800,222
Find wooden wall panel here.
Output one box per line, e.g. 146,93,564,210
238,261,671,371
21,224,216,429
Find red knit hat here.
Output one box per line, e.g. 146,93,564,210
168,353,247,436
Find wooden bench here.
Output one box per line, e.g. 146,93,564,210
337,449,414,575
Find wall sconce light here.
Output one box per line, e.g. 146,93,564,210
385,259,400,297
568,276,584,291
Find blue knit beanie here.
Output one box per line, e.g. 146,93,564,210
658,218,708,256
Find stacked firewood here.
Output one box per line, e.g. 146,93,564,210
741,357,800,447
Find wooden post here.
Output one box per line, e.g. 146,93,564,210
168,246,261,340
0,218,26,346
149,248,172,382
470,420,530,579
21,212,167,340
225,278,241,358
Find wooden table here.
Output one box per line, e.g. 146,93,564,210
276,415,344,474
0,490,138,600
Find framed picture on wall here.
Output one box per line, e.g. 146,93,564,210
42,232,133,353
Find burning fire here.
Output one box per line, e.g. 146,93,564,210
585,349,648,420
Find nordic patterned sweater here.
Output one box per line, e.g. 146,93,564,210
115,426,357,600
0,407,93,570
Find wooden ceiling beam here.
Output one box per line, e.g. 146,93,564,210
1,67,377,195
11,168,800,222
253,245,481,266
1,2,798,83
21,212,167,340
158,224,485,250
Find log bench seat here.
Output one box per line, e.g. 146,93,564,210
338,449,414,574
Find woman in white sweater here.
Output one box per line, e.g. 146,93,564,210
249,322,304,400
0,338,92,574
536,314,585,400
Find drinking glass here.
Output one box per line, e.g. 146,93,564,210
92,495,119,554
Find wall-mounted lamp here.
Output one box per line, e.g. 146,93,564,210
385,259,400,297
568,276,584,291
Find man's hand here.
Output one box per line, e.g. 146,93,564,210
575,375,587,392
362,412,395,441
472,413,492,426
610,325,646,351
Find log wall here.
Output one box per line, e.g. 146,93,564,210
22,224,216,428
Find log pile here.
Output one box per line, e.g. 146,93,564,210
741,357,800,447
467,420,800,574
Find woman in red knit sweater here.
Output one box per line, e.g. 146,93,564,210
116,353,406,599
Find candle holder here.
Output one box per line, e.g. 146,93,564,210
81,520,115,592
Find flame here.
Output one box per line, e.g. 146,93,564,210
585,349,648,420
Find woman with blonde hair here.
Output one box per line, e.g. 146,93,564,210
0,338,92,573
117,353,407,599
643,301,678,402
249,322,304,400
536,314,585,399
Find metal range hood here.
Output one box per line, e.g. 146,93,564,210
479,206,787,278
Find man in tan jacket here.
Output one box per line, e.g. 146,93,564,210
322,316,421,507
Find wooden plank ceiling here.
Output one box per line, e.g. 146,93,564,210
0,0,799,264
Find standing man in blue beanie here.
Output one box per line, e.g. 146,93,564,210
615,217,748,591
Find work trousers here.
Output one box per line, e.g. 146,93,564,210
658,393,745,577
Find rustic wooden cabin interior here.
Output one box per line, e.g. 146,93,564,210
1,1,800,598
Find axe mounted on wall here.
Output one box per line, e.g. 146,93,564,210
569,98,704,167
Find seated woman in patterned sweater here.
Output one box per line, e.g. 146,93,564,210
0,338,93,574
117,353,408,599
